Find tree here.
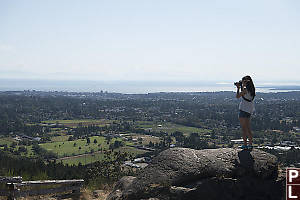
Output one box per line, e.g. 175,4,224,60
18,146,27,153
172,131,184,145
114,140,124,149
165,136,172,146
138,138,143,145
106,136,112,144
10,142,17,148
148,141,154,147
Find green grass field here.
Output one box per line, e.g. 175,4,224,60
58,152,106,165
40,136,106,157
59,146,147,165
0,137,14,146
0,135,142,166
42,119,115,128
130,134,161,145
51,135,70,142
43,119,109,124
136,121,211,136
39,136,134,158
0,137,35,157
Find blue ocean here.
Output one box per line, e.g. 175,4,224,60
0,79,300,94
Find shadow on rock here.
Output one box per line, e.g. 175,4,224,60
238,149,254,168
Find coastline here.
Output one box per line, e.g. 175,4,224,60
0,79,300,94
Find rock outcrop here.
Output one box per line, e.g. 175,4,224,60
107,148,284,200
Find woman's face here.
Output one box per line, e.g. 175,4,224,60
242,79,248,86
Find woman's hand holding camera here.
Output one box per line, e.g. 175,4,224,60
234,81,241,89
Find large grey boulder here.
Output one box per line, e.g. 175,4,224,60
107,148,284,200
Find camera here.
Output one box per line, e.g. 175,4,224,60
234,80,242,87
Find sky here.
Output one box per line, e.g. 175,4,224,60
0,0,300,83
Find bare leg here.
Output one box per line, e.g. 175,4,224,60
245,118,253,145
239,118,248,146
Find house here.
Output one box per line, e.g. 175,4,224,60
133,157,151,163
14,136,22,141
293,127,300,133
34,137,41,142
280,141,295,147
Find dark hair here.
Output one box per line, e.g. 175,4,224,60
242,75,255,97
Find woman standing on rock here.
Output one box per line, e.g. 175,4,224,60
235,75,255,150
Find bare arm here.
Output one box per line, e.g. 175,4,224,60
236,86,247,98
